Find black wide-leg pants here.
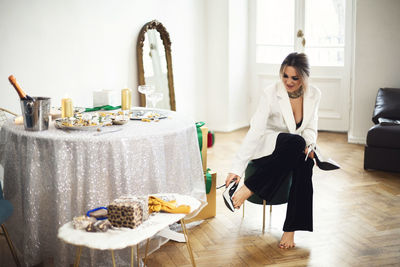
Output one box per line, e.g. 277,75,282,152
244,133,314,232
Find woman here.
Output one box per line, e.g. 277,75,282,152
224,52,321,249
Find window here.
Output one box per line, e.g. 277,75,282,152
256,0,345,66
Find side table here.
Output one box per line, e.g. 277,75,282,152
58,194,201,267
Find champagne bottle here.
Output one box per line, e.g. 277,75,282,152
8,75,34,101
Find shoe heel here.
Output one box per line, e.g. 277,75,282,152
217,178,237,189
216,184,226,189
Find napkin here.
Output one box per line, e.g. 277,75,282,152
148,196,191,214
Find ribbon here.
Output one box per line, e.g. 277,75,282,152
195,121,205,152
196,122,212,194
85,105,122,112
86,207,108,220
205,168,212,194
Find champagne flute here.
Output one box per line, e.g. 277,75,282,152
147,92,163,109
137,85,155,108
147,92,163,120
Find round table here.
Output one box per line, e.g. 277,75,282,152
0,109,206,267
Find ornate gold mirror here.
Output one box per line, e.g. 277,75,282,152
137,20,176,111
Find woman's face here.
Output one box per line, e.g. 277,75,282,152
282,66,302,92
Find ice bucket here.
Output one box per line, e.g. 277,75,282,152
20,97,51,131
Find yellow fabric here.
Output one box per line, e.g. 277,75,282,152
148,196,191,214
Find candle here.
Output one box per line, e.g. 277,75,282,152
121,88,132,111
61,98,74,118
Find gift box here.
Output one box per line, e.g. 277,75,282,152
187,170,217,222
93,89,120,107
188,123,216,222
200,125,208,173
107,196,149,229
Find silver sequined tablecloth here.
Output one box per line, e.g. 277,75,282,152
0,109,206,267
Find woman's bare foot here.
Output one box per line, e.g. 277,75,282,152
279,232,295,249
232,185,253,209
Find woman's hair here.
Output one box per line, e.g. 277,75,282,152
279,52,310,89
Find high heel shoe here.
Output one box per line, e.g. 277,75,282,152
308,144,340,170
216,177,238,190
221,179,238,212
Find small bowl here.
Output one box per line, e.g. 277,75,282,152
112,119,129,125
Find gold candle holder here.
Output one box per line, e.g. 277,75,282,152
61,98,74,118
121,88,132,111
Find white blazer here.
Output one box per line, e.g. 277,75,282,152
230,81,321,177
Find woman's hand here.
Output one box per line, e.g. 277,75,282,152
304,147,314,159
225,173,241,187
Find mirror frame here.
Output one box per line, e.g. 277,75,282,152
137,20,176,111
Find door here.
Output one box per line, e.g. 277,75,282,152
251,0,353,131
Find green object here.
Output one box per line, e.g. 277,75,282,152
205,168,212,194
195,121,205,152
196,122,212,194
244,161,292,205
85,105,122,112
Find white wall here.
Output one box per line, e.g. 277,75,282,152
4,0,395,141
0,0,207,121
349,0,400,143
228,0,249,131
205,0,229,130
205,0,250,132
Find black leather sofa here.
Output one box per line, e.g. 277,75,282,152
364,88,400,172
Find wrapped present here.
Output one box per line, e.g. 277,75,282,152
107,196,148,229
93,89,120,107
207,130,215,148
72,216,96,230
86,220,113,232
187,170,216,222
195,122,209,172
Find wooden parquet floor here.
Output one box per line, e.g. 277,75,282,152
1,130,399,266
143,130,400,267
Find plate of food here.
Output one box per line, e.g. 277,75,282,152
130,109,168,121
54,113,112,131
112,115,130,125
52,107,87,120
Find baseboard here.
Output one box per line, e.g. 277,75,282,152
226,122,249,132
347,134,366,145
209,122,249,132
